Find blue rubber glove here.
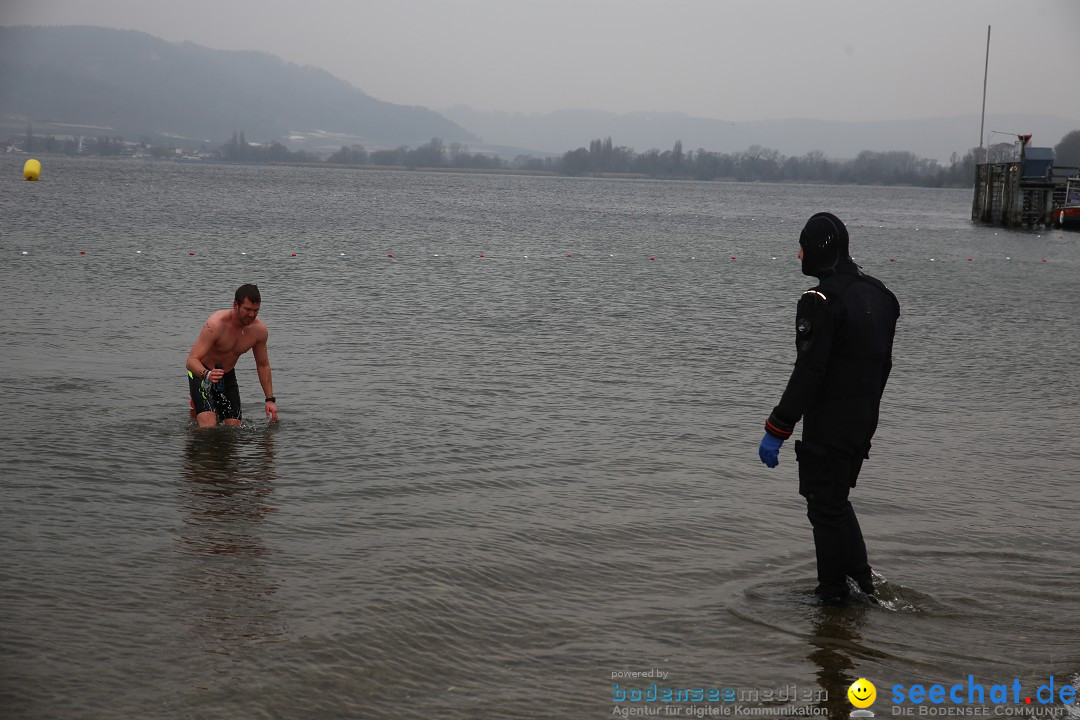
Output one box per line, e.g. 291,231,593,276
758,433,784,468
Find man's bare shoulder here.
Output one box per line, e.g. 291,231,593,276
201,310,231,332
253,318,269,341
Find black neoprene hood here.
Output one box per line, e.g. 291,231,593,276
799,211,850,277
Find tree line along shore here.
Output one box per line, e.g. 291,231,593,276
10,127,1080,188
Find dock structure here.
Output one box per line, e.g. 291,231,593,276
972,141,1078,227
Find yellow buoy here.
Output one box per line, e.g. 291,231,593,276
23,158,41,181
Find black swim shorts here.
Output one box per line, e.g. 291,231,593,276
188,369,242,421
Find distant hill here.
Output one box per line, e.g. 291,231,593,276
441,106,1080,163
0,25,476,150
3,25,1074,163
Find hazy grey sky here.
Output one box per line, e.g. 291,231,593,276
5,0,1080,124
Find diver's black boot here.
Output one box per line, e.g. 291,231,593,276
815,581,850,606
852,573,878,604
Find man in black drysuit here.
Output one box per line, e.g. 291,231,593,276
758,212,900,604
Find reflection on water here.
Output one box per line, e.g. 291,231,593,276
177,427,285,654
808,604,870,720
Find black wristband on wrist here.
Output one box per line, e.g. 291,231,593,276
265,396,276,403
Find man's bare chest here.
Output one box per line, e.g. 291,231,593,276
215,330,257,356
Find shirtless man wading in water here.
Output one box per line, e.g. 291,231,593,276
186,283,279,427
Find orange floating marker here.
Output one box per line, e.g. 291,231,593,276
291,253,297,257
80,250,87,255
890,258,895,262
649,257,655,261
968,258,973,261
388,253,394,258
731,255,737,260
189,251,195,256
1042,259,1048,263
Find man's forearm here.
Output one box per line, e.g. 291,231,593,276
187,356,208,377
257,365,274,399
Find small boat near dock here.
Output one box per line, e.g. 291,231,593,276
1052,177,1080,230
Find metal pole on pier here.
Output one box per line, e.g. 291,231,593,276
979,25,991,160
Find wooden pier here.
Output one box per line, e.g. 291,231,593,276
972,153,1079,228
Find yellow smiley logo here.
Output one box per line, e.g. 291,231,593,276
848,678,876,708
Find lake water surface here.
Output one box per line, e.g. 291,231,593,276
1,157,1078,719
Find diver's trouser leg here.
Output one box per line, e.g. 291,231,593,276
796,442,871,599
